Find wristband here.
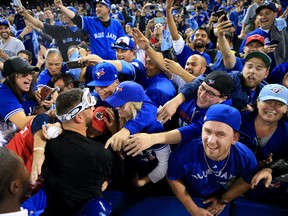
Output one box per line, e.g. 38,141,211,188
33,147,45,152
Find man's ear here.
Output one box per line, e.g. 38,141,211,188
9,179,20,195
232,131,240,145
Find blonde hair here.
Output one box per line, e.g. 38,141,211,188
118,102,143,129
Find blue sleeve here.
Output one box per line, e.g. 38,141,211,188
178,119,204,143
179,75,204,100
31,114,53,135
266,62,288,84
227,57,244,73
176,45,193,68
124,95,157,135
37,69,52,87
120,60,135,80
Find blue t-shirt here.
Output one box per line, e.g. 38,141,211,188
167,138,258,197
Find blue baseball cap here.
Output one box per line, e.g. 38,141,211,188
67,6,77,14
0,19,9,27
256,2,277,14
111,36,135,50
93,0,111,7
204,104,241,132
87,62,118,87
105,81,145,107
258,84,288,105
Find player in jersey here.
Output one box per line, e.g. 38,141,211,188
167,104,258,216
19,6,87,61
54,0,125,60
0,57,39,147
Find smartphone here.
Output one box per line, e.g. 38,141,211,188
66,61,85,69
216,10,228,22
40,86,60,100
148,4,159,11
45,18,50,24
154,17,164,24
270,40,279,45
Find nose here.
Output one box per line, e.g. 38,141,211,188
207,134,216,144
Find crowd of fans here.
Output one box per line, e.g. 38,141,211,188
0,0,288,215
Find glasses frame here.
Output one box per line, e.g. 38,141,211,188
198,84,221,98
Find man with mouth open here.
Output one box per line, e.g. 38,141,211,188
167,104,258,216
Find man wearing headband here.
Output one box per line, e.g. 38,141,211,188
54,0,125,60
167,104,258,216
43,88,116,215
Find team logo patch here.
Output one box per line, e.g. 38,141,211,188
208,79,215,85
95,68,105,79
116,86,123,92
271,87,282,94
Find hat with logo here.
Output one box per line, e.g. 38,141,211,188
203,71,234,96
105,81,145,107
204,104,241,132
92,106,108,132
258,84,288,105
93,0,111,8
244,51,271,68
87,62,118,87
111,36,135,50
256,2,277,14
245,34,265,46
3,56,39,78
0,19,9,27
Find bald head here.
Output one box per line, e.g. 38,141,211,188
185,54,206,77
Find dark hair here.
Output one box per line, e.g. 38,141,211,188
196,27,210,38
0,148,19,202
2,73,35,102
51,73,78,89
17,50,33,62
56,88,82,116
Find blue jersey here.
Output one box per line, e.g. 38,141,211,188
240,112,288,162
80,15,125,60
240,111,288,200
229,9,246,36
0,84,37,147
145,73,176,108
266,62,288,84
37,63,68,87
15,30,40,65
176,45,211,69
190,11,209,27
167,138,258,197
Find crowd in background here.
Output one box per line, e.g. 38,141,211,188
0,0,288,215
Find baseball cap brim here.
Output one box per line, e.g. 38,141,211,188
111,45,132,50
87,79,114,87
256,5,276,14
105,95,127,107
244,52,271,68
259,96,287,104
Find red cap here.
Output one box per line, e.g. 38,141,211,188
245,34,265,46
92,106,108,133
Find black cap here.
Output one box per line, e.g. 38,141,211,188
204,71,234,96
256,2,277,14
3,56,39,78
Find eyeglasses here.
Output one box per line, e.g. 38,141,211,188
198,84,221,98
17,72,34,78
56,88,96,122
117,104,126,110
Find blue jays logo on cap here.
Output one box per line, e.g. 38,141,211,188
271,86,282,94
95,68,105,79
116,86,123,92
208,79,215,85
